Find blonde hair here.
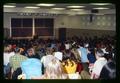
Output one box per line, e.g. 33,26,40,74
45,58,67,79
4,46,10,52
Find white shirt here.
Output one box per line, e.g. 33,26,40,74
41,55,54,68
92,57,107,78
4,51,15,65
101,48,109,54
65,44,70,50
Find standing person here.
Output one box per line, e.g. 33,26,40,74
4,45,15,78
87,48,96,64
87,47,96,74
77,43,89,72
91,49,107,79
9,47,28,78
71,47,81,62
4,45,15,67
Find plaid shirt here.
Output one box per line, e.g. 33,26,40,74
10,54,28,71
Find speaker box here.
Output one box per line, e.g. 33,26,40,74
91,9,99,13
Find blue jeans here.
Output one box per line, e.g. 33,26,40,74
4,63,10,76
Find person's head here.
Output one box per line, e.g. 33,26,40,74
14,47,21,53
95,49,105,59
45,58,66,79
100,61,116,79
84,43,89,48
8,44,12,50
4,44,12,52
46,47,53,55
4,46,10,53
27,48,35,56
54,52,63,61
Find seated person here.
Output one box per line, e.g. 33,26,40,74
31,58,68,79
9,47,28,78
26,48,40,59
41,47,55,68
62,59,81,79
12,67,22,79
62,59,77,74
20,58,42,79
91,49,107,79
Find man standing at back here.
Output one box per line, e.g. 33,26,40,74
77,43,89,72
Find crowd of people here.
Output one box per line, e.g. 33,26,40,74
3,35,116,79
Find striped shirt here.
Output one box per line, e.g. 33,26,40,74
10,54,28,71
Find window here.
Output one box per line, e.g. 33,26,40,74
11,18,22,27
35,18,54,36
11,18,32,37
11,18,54,37
22,18,33,27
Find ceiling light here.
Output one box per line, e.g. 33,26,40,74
93,7,109,9
25,6,40,9
90,3,112,5
51,8,65,10
4,5,16,8
67,6,85,8
94,13,105,15
36,3,55,6
70,9,84,11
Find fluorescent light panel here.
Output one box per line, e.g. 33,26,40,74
37,3,55,6
52,8,65,10
94,13,105,15
4,5,16,8
70,9,84,11
93,7,109,9
90,3,112,5
25,6,40,9
67,6,85,8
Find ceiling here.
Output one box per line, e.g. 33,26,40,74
4,3,115,15
4,3,115,10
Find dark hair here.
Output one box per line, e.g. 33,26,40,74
99,60,116,79
14,47,20,53
96,49,104,57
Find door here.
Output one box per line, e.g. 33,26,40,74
59,28,66,42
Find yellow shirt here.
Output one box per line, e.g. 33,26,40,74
63,59,77,74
